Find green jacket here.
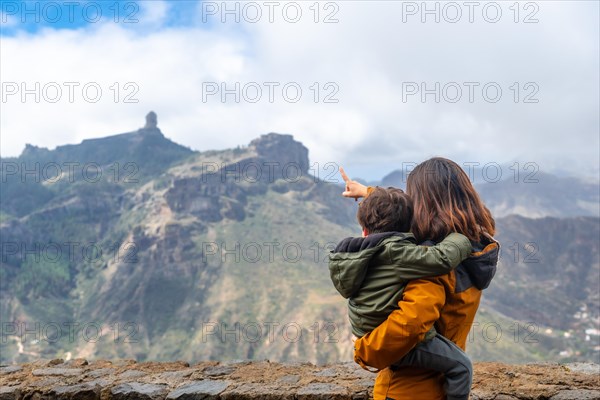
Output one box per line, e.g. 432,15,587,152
329,232,472,337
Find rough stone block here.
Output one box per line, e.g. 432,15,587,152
297,383,349,400
0,367,22,375
32,368,83,377
166,380,231,400
111,382,168,400
550,390,600,400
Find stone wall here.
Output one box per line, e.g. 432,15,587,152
1,359,598,400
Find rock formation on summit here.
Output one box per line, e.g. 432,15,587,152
144,111,158,130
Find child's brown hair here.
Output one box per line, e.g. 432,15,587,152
357,187,413,234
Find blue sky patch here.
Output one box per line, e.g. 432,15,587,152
0,1,219,35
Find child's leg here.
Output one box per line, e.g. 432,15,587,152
391,333,473,400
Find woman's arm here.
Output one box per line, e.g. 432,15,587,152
353,277,447,370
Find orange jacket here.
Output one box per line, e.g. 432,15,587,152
353,236,499,400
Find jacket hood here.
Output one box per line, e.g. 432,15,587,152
459,232,500,291
328,232,413,298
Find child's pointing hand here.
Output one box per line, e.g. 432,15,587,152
340,166,369,200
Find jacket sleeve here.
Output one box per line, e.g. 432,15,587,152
353,277,447,370
388,233,471,280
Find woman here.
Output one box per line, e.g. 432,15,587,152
340,158,499,400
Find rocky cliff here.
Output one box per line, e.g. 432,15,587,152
1,359,599,400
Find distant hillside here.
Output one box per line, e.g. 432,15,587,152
475,215,600,362
380,168,599,218
476,173,599,218
1,114,598,365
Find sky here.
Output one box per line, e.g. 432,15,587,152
1,0,599,181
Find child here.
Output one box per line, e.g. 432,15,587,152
329,187,473,400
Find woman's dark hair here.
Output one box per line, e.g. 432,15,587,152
406,157,495,243
357,187,413,234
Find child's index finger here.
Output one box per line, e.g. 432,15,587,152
339,166,350,183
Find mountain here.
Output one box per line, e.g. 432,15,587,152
476,173,599,218
380,168,600,219
0,114,357,364
1,113,598,365
475,215,600,362
0,112,193,218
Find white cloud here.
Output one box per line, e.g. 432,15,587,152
0,1,598,180
137,1,170,29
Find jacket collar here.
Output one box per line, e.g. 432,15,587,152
332,232,413,253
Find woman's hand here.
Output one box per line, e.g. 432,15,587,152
339,167,369,199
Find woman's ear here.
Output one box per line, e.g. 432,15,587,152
362,228,369,237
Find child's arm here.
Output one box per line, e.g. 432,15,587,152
388,233,471,280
